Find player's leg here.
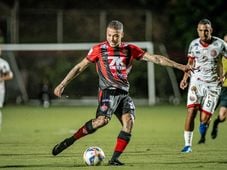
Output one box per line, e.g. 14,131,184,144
52,89,111,156
198,84,221,144
181,107,198,153
109,96,135,166
52,116,109,156
109,113,134,165
182,83,201,152
0,110,2,130
198,85,221,143
211,87,227,139
0,91,5,130
197,111,211,144
211,106,227,139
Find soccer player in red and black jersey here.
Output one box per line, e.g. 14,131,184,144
52,20,191,166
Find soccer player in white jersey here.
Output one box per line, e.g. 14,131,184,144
0,49,13,128
210,34,227,139
180,19,227,153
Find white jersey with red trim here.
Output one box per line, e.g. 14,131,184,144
188,36,227,83
186,36,227,114
0,58,12,108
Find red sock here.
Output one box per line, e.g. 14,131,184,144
73,125,88,140
114,138,128,153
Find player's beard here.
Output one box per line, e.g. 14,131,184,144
108,41,120,47
200,36,212,45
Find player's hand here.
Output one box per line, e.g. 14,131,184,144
180,79,188,90
54,84,65,97
218,75,225,85
183,64,194,73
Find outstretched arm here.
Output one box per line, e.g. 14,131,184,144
142,52,191,72
54,58,91,97
179,58,194,90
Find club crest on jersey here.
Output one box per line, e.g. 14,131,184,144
100,104,108,112
210,49,217,57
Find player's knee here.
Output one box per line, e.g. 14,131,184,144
219,116,226,122
93,116,109,128
97,116,109,127
219,111,227,121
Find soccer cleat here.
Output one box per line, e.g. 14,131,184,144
108,159,125,166
211,120,219,139
197,136,206,144
52,137,75,156
181,146,192,153
211,127,218,139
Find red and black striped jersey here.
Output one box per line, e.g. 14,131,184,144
86,41,145,91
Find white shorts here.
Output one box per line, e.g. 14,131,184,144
187,80,221,114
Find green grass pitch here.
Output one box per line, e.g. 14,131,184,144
0,105,227,169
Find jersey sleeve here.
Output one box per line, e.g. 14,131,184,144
1,60,11,73
129,44,145,60
86,45,100,63
187,41,195,59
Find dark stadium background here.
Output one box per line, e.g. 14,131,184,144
0,0,226,104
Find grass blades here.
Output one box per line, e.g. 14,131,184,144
0,105,227,169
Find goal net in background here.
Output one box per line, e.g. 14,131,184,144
1,42,156,106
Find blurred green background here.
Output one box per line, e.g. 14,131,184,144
0,0,226,104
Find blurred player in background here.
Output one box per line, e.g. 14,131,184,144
52,20,192,165
0,49,13,129
211,34,227,139
39,78,51,108
180,19,227,153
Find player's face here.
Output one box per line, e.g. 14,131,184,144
224,35,227,43
106,27,124,47
197,24,212,42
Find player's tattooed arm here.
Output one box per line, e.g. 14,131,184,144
142,52,192,72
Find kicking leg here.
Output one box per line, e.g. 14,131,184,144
52,116,109,156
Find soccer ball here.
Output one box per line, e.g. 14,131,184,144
83,146,105,166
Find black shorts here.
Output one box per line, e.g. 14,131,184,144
96,89,135,119
219,87,227,107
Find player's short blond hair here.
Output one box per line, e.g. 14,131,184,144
107,20,123,32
